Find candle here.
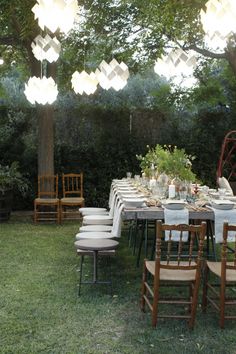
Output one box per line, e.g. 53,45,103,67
168,184,175,199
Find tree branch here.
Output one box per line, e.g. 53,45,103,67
187,43,227,60
0,36,18,46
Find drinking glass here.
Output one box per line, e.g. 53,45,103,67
218,188,226,200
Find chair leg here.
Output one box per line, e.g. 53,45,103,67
202,264,209,313
34,202,37,223
57,202,61,224
151,275,160,327
140,260,148,311
220,280,226,329
189,279,200,329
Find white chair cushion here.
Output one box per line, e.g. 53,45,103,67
79,207,107,214
83,215,113,225
79,225,112,232
75,232,114,240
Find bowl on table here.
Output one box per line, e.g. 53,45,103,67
123,197,146,208
210,200,235,210
162,200,187,210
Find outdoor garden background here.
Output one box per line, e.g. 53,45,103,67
1,1,236,353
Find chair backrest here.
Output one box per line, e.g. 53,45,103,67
155,221,207,270
62,173,83,198
221,222,236,273
38,175,58,198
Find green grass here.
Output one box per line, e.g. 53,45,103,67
1,217,236,354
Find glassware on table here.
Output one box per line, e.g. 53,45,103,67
218,188,226,200
179,181,188,200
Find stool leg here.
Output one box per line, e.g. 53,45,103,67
78,255,84,296
93,251,98,283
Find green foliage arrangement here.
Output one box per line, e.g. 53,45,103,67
0,161,29,195
137,144,196,182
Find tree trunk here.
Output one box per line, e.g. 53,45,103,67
37,105,55,176
226,49,236,76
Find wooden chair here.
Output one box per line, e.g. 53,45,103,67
141,220,206,328
61,173,85,221
34,175,60,223
202,222,236,328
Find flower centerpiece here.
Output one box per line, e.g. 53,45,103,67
136,144,196,182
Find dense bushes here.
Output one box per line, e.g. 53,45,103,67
1,68,236,209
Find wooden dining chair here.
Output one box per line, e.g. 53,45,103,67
34,175,60,223
141,220,207,328
202,222,236,328
61,173,85,221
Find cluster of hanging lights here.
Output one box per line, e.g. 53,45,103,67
200,0,236,43
154,0,236,87
25,0,80,105
31,34,61,63
71,70,98,95
32,0,80,34
24,0,130,105
95,59,129,91
154,47,197,88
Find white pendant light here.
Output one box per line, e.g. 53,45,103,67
32,0,79,34
96,58,130,91
24,76,58,105
200,0,236,41
154,48,197,88
71,70,98,95
31,34,61,63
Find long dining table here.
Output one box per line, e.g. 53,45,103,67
122,204,216,264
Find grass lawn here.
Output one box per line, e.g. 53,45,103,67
1,216,236,354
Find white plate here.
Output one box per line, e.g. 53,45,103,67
211,199,235,210
162,200,187,210
123,198,146,208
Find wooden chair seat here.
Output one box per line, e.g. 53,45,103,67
207,261,236,282
61,173,84,221
146,261,197,282
34,175,60,224
61,197,84,204
35,198,59,204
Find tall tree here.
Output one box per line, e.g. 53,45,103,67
0,0,57,175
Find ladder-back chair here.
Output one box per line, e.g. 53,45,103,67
61,173,85,221
141,220,206,328
202,222,236,328
34,175,60,223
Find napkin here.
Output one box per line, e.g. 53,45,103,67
211,207,236,243
164,207,189,242
111,201,124,238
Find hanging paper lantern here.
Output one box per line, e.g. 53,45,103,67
71,70,98,95
200,0,236,41
32,0,79,34
31,34,61,63
96,59,130,91
24,76,58,105
154,48,197,88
